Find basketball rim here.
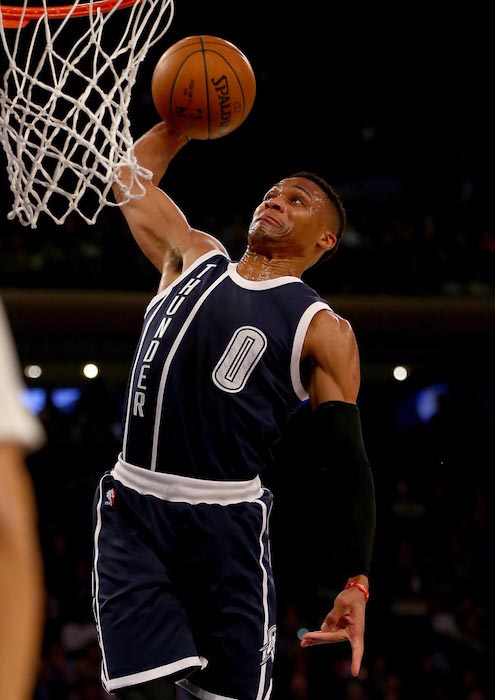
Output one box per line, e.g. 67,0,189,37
0,0,141,28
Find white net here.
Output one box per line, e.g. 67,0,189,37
0,0,174,227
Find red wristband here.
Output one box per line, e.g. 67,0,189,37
344,581,369,602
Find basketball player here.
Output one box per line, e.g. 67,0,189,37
92,121,376,700
0,298,45,700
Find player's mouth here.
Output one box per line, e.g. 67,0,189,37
257,213,282,228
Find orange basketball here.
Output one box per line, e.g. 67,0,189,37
151,35,256,140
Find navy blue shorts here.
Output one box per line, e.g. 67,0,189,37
92,459,276,700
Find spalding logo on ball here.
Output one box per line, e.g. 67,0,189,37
151,35,256,140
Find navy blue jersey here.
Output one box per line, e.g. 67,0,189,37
121,250,331,481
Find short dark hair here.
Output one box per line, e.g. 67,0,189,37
290,171,346,260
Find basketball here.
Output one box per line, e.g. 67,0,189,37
151,35,256,140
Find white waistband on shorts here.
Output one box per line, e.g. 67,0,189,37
111,455,264,505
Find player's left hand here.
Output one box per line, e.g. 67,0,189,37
299,586,367,677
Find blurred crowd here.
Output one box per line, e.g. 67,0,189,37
1,174,495,298
25,368,494,700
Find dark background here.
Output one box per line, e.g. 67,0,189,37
1,2,494,699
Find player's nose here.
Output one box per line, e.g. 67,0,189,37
265,195,284,211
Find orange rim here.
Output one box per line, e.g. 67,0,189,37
0,0,142,28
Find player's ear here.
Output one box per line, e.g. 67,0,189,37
318,230,337,252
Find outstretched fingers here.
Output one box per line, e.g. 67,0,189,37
300,612,365,677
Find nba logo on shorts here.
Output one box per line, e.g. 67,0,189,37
104,488,116,506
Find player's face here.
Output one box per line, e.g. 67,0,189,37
248,177,336,261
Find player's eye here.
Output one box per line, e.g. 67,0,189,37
288,194,306,206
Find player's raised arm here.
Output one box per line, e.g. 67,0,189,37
113,122,224,277
112,36,255,277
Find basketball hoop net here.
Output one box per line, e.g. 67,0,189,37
0,0,174,227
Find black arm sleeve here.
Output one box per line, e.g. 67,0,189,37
313,400,376,581
271,400,376,590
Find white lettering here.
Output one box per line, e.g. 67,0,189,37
196,263,217,278
136,364,149,390
143,341,159,363
155,317,172,338
133,391,146,417
132,262,217,418
179,277,202,295
166,295,186,315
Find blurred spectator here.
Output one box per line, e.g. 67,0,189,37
0,298,45,700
